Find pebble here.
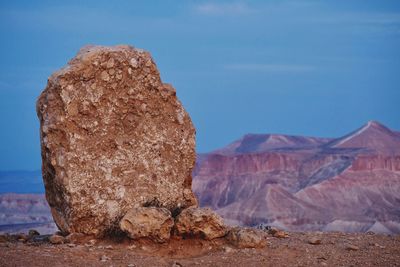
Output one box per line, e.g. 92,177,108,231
308,237,322,245
49,234,65,245
100,255,110,262
224,246,233,253
171,262,182,267
273,231,289,238
128,245,136,250
346,244,359,251
28,229,40,237
16,233,28,242
268,228,278,235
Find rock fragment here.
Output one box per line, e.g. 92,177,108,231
272,230,289,239
308,237,322,245
346,244,360,251
49,234,65,244
28,229,40,237
120,207,174,243
100,255,110,262
174,207,227,240
226,227,268,248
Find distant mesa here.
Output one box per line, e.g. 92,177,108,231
213,133,331,155
193,120,400,234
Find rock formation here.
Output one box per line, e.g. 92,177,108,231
193,121,400,234
36,45,197,236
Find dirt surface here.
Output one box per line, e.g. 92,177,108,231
1,232,399,267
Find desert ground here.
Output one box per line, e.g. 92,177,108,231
1,231,399,267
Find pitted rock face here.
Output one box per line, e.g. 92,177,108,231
36,45,197,236
120,207,174,243
174,207,227,240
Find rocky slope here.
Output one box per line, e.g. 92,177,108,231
193,121,400,234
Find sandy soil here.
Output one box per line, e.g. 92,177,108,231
1,232,399,267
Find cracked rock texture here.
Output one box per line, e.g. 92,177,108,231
175,207,227,240
36,45,197,236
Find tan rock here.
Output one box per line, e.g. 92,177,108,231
273,230,289,239
65,233,86,244
346,244,360,251
308,237,322,245
120,207,174,243
226,227,268,248
36,45,197,236
174,207,227,240
49,234,65,244
268,227,278,235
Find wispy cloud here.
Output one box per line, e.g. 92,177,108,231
2,6,175,35
194,2,255,16
307,12,400,35
224,63,316,73
308,12,400,25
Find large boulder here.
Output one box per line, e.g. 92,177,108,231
120,207,174,243
36,45,197,236
174,207,227,240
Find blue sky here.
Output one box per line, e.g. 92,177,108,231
0,0,399,170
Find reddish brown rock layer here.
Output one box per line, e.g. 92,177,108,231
193,121,400,234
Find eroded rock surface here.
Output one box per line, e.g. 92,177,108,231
175,207,227,240
36,45,197,236
120,207,173,243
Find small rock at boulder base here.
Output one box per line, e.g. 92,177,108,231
28,229,40,237
174,207,227,240
226,227,268,249
49,234,65,244
120,207,174,243
36,45,197,236
65,233,86,244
